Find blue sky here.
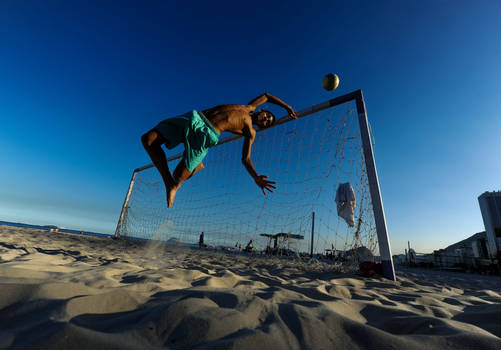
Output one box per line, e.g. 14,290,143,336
0,0,500,253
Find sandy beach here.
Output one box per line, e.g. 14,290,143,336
1,225,500,349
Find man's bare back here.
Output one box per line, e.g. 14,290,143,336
142,93,297,207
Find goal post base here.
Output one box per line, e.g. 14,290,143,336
382,260,396,281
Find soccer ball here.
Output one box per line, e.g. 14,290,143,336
322,73,339,91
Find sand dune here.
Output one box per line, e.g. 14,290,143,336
1,225,500,349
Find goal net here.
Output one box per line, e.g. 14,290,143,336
115,90,394,279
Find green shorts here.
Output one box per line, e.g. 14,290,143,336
155,110,220,172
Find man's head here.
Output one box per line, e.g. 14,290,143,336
252,109,276,129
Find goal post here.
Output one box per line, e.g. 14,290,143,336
115,89,396,281
355,91,396,281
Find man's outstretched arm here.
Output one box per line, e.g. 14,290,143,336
248,92,297,119
241,126,276,195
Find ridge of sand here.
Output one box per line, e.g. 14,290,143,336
1,226,500,349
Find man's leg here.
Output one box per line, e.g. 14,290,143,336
167,160,204,207
186,162,205,180
141,129,177,206
173,160,204,182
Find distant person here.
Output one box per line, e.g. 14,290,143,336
244,239,254,252
199,232,205,248
142,93,297,207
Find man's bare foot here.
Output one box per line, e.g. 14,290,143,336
166,184,180,208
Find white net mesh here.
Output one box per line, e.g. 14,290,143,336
117,99,379,260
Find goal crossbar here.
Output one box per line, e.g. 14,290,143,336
133,90,362,173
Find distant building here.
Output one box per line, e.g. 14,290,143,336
478,191,501,259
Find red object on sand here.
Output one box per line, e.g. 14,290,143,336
359,261,382,277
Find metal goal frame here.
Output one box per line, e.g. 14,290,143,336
115,90,396,281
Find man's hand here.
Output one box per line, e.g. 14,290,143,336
287,107,298,119
255,175,276,195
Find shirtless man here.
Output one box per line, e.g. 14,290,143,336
141,93,297,208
